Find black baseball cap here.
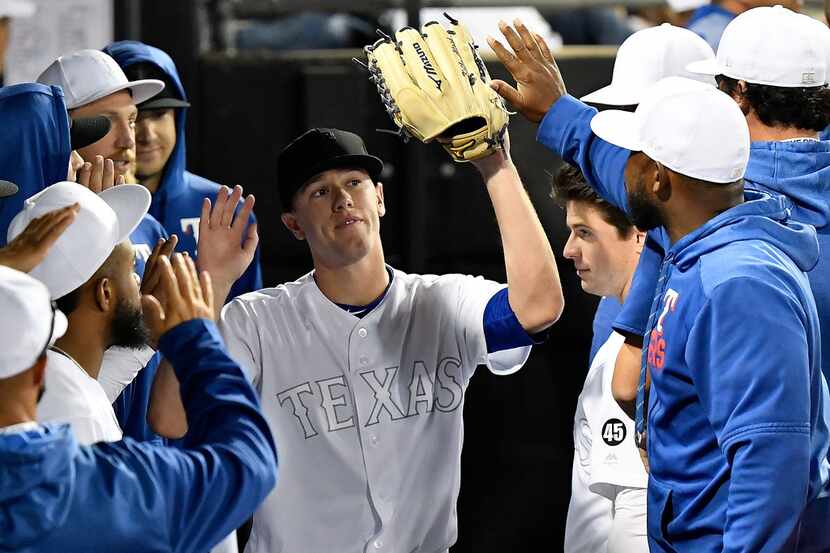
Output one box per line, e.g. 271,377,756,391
277,128,384,212
0,180,19,199
70,116,111,150
123,62,190,110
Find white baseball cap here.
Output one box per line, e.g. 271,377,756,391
37,49,164,110
581,23,715,107
7,182,151,299
800,14,830,85
686,6,826,87
590,76,749,183
0,266,67,379
0,0,35,18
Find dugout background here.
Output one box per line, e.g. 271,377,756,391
120,3,618,549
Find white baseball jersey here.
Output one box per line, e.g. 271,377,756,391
564,332,648,553
219,268,531,553
37,350,123,445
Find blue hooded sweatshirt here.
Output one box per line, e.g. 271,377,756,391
103,41,262,299
0,319,277,553
642,193,829,553
102,41,263,446
0,84,72,246
539,96,830,551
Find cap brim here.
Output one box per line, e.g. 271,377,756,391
581,84,642,107
138,97,191,110
0,180,19,198
590,110,643,152
98,185,152,243
50,309,68,345
686,58,723,77
70,116,111,150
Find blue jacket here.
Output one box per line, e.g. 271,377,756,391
0,84,72,246
0,319,277,553
643,193,829,553
103,41,262,299
590,296,620,362
539,96,830,551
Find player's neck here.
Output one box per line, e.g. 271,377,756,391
53,325,107,380
313,247,389,306
747,113,818,142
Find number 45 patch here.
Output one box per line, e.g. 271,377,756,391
602,418,626,446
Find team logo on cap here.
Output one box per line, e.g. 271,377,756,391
802,72,817,85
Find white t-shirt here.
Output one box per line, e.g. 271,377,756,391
37,349,123,445
564,332,648,553
219,269,531,553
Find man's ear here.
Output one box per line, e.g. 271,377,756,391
375,181,386,218
94,277,114,313
653,162,672,202
281,212,306,241
734,80,751,116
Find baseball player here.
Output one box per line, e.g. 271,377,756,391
553,165,648,553
492,16,830,550
150,122,562,553
37,49,168,276
0,252,277,553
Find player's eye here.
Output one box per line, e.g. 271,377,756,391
311,187,327,198
576,228,592,239
349,179,361,187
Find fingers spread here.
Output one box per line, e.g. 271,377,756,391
488,36,520,76
233,194,256,233
514,19,544,64
221,185,243,228
209,187,229,227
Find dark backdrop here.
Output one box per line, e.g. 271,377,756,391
122,4,616,548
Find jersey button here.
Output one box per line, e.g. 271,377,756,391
358,328,368,338
373,539,383,549
369,434,379,445
359,355,369,365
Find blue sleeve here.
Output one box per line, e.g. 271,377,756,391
536,94,631,213
113,353,166,445
150,319,277,552
483,288,544,353
612,234,664,339
590,297,621,362
686,278,813,553
227,213,263,300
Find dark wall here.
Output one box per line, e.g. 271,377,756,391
189,51,615,551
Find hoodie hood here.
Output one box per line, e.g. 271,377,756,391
103,41,189,219
0,424,76,549
671,191,819,274
0,84,71,247
744,140,830,230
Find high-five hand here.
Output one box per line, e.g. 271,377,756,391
488,19,567,124
196,185,258,309
141,253,215,339
140,235,180,347
0,204,79,273
75,155,126,192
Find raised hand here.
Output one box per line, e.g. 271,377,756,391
0,204,79,272
488,19,567,124
196,185,258,292
75,155,126,192
140,235,179,347
141,253,215,339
